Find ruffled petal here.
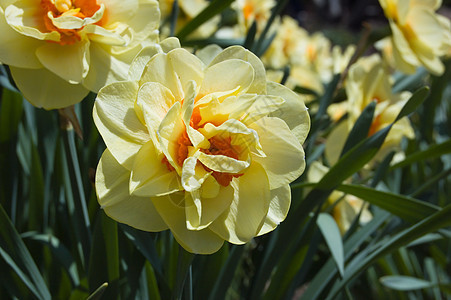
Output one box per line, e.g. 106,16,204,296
93,80,149,169
152,193,225,254
130,140,183,197
10,66,89,109
208,45,267,94
257,184,291,235
0,7,42,68
36,39,90,83
185,184,234,230
96,149,168,231
199,59,254,98
250,117,305,189
209,162,270,244
266,81,310,144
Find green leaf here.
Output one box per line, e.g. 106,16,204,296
317,213,344,277
340,101,376,156
86,282,108,300
177,0,234,41
380,275,434,291
390,139,451,169
300,210,391,300
0,203,51,300
336,184,440,223
0,89,23,142
394,86,429,122
22,232,80,287
325,203,451,300
208,246,244,300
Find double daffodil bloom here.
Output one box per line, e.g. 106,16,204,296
378,0,451,75
0,0,159,109
94,44,310,254
326,54,414,166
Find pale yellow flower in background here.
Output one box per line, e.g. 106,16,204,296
94,43,310,254
378,0,451,75
308,161,372,234
0,0,160,109
262,16,308,69
234,0,275,33
158,0,219,39
325,54,414,166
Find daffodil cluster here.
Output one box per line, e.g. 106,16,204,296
93,44,310,254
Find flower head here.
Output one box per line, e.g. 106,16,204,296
325,54,414,166
0,0,160,109
378,0,451,75
94,44,310,254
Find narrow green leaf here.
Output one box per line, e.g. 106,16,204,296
317,213,344,277
325,203,451,300
173,247,195,300
380,275,434,291
340,101,376,156
336,184,440,223
86,282,108,300
0,88,23,142
300,211,391,300
208,245,244,300
394,86,429,122
390,139,451,169
22,232,80,287
243,21,258,50
177,0,234,40
0,203,51,300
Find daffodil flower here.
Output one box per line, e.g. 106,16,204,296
0,0,160,109
325,54,414,166
94,44,310,254
378,0,451,75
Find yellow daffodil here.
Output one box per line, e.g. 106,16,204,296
308,161,372,234
262,16,308,69
93,44,310,254
0,0,160,109
325,54,414,166
234,0,275,32
378,0,451,75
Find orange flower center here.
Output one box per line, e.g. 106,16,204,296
40,0,102,45
368,114,382,137
161,106,243,187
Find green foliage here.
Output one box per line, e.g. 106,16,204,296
1,2,450,300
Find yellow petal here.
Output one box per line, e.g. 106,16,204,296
0,7,42,68
83,24,126,46
36,40,90,83
140,48,204,101
96,149,168,231
250,117,305,189
257,184,291,235
199,59,254,97
137,81,176,146
48,3,104,29
130,141,183,197
128,45,164,81
181,154,209,192
325,120,349,166
157,101,185,173
185,184,234,230
83,43,137,92
10,66,89,109
196,44,223,66
93,81,149,169
209,162,270,244
152,193,225,254
266,81,310,145
208,45,267,94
